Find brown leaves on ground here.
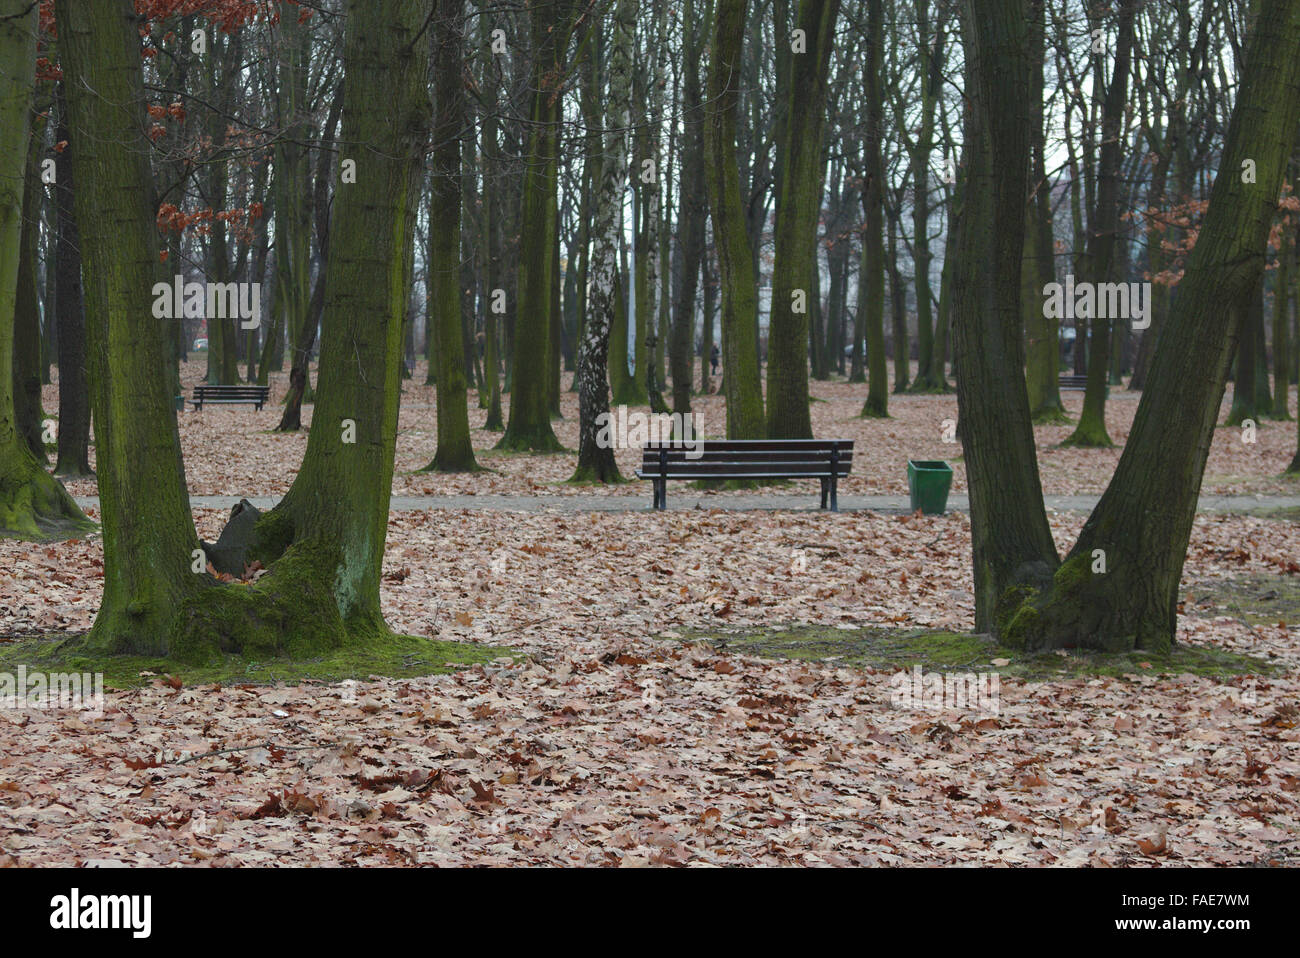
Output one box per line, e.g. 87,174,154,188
45,361,1300,502
2,504,1300,865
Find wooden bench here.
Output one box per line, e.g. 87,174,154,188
637,439,854,511
1058,374,1108,396
189,384,270,411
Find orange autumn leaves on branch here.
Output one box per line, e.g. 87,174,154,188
157,202,264,252
1133,180,1297,290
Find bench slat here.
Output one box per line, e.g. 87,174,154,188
641,451,853,465
643,439,852,451
190,385,270,410
638,438,853,510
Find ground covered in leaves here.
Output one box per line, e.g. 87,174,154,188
3,502,1300,866
44,359,1300,500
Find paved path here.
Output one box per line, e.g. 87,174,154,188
72,493,1300,515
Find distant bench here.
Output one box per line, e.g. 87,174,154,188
637,439,854,511
190,384,270,411
1058,374,1109,397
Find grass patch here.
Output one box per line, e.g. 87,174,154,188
660,623,1277,682
1245,503,1300,521
0,632,515,690
1185,572,1300,627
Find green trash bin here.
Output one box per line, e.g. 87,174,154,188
907,460,953,515
174,395,185,412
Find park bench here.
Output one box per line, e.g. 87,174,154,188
637,439,853,511
1058,374,1109,397
189,384,271,411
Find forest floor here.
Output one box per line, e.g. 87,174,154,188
1,359,1299,865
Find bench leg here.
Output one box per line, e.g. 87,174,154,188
655,479,666,510
820,478,829,510
829,475,839,513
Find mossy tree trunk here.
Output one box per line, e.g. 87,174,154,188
906,0,945,393
1024,0,1064,421
203,28,240,387
1274,218,1293,419
13,108,46,462
499,0,575,452
0,0,89,540
860,0,888,418
700,250,715,395
480,53,504,431
273,5,314,428
951,0,1061,632
1005,0,1300,652
572,0,633,483
1254,284,1273,410
424,0,476,473
704,0,765,438
607,243,642,405
1226,283,1265,425
886,213,910,393
53,83,91,478
56,0,198,625
670,0,708,422
767,0,839,439
639,2,669,417
1062,1,1137,448
60,0,429,659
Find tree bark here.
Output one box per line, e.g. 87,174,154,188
0,0,88,539
1006,0,1300,652
767,0,840,438
1062,1,1137,448
572,0,634,483
951,0,1060,632
498,0,576,451
704,0,765,438
860,0,888,418
53,82,91,478
1024,0,1064,420
424,0,476,472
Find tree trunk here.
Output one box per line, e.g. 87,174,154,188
1227,282,1264,425
1006,0,1300,652
671,0,707,421
52,83,92,478
572,0,633,483
0,0,88,539
13,114,46,462
272,6,314,425
767,0,840,438
704,0,765,438
1024,0,1064,421
59,0,429,658
424,0,476,472
858,0,889,417
1062,1,1137,448
1273,219,1293,419
498,0,575,452
951,0,1060,632
908,0,944,393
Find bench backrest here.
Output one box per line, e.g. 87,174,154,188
640,439,853,478
194,385,270,397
